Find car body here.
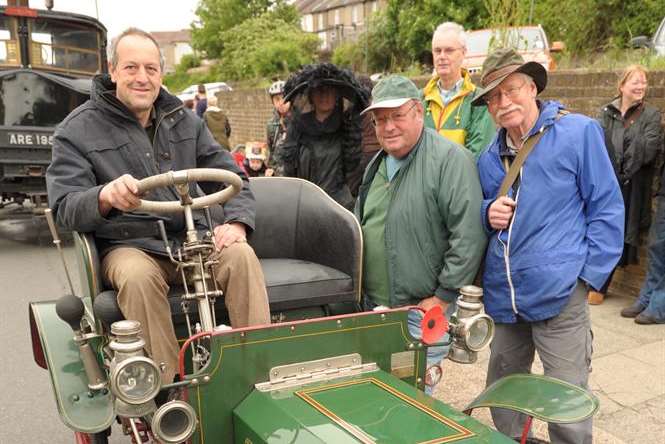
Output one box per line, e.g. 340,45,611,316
631,16,665,56
463,25,565,75
176,81,233,103
29,174,598,443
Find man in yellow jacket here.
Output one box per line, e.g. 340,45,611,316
423,22,495,158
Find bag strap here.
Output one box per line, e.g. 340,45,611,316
497,110,569,197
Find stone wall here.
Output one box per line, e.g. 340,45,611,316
216,70,665,298
217,70,665,147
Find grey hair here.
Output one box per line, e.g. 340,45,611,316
516,72,536,88
432,22,467,48
108,27,165,71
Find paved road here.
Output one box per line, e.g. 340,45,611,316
0,217,84,443
438,290,665,443
0,217,123,443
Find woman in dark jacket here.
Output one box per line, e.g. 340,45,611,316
592,65,664,305
279,63,367,210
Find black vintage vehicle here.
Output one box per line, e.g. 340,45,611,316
0,1,106,210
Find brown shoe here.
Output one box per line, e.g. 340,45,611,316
620,302,645,318
587,291,604,305
635,312,665,325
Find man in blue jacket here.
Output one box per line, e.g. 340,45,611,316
474,49,624,443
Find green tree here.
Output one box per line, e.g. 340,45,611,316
333,0,490,74
192,0,296,58
524,0,665,53
218,13,319,80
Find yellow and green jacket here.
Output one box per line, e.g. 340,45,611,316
423,70,496,158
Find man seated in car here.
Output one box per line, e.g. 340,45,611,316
45,28,270,385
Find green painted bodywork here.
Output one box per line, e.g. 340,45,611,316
465,374,599,424
183,309,516,443
186,309,424,443
234,370,515,443
29,301,113,433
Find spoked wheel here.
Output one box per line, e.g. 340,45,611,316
74,430,109,444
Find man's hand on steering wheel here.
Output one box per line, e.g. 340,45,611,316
213,222,247,250
99,174,141,216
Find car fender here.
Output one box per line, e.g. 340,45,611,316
29,301,114,433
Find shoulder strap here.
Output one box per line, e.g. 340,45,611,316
497,110,568,197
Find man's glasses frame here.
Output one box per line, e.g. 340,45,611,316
371,101,417,127
484,80,528,106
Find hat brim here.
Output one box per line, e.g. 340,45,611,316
283,79,367,108
360,97,412,115
471,61,548,106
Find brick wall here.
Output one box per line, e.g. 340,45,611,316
217,70,665,298
215,88,275,148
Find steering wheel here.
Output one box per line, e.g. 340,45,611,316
135,168,242,213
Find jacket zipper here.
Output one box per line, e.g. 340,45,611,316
150,105,184,172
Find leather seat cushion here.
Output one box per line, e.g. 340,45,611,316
94,258,354,326
259,258,354,309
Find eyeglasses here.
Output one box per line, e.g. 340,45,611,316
372,102,417,127
484,81,527,106
433,46,464,57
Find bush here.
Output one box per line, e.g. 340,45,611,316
176,54,201,73
331,41,364,71
217,13,319,80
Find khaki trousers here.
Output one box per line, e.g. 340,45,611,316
102,243,270,384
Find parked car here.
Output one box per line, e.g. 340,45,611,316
631,16,665,56
463,25,565,74
176,81,233,102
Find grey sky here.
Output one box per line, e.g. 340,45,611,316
14,0,199,38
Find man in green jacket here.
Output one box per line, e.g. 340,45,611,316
423,22,495,157
356,76,487,391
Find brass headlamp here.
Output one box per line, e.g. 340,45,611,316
109,320,161,417
447,285,495,363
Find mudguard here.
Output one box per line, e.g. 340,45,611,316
29,301,114,433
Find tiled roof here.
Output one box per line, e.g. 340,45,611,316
151,29,191,44
296,0,363,14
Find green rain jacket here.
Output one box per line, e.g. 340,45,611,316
423,69,496,158
355,127,487,305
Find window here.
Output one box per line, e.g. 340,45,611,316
352,5,361,24
318,13,324,31
334,9,341,26
302,15,314,33
29,19,101,74
0,16,20,66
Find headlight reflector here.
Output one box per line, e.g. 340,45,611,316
110,356,161,404
463,314,495,352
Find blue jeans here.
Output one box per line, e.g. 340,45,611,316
637,196,665,320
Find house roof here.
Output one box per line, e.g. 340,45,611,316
295,0,365,14
151,29,191,45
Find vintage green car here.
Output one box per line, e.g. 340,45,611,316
29,171,598,443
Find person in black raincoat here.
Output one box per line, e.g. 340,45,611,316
591,64,664,305
279,63,368,210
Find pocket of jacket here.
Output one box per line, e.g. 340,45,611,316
86,139,144,180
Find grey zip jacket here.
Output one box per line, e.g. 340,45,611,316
46,74,255,256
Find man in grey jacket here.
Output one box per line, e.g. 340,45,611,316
46,28,270,385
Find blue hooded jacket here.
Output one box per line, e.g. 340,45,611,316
477,100,624,323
